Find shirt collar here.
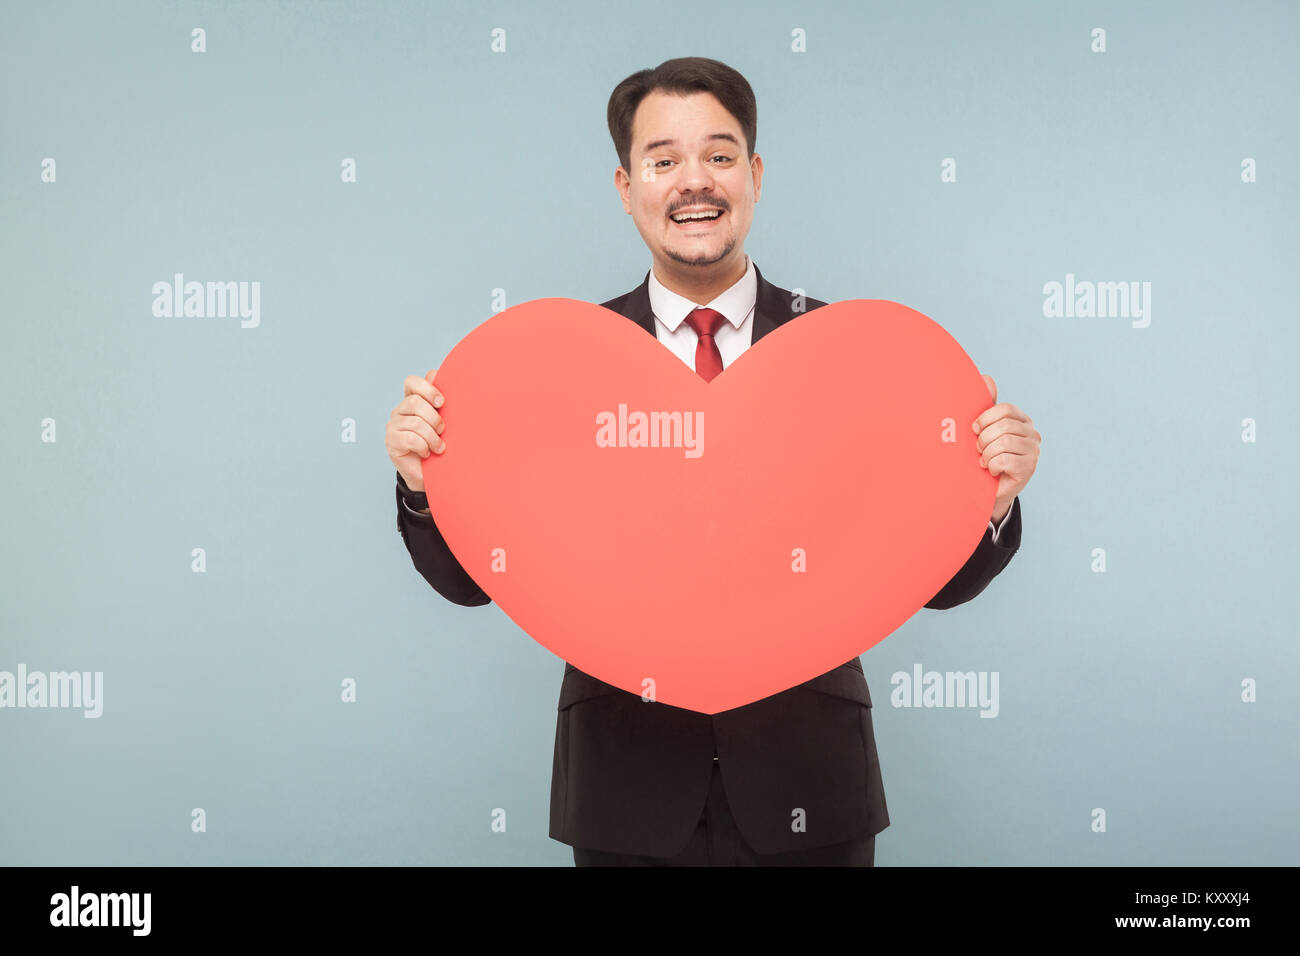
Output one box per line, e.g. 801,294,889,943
647,254,756,332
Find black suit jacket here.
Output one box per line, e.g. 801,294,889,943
395,262,1022,856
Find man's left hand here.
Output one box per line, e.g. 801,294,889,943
972,373,1041,524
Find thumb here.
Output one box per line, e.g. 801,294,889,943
982,373,997,403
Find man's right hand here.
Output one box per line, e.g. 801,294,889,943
386,370,446,494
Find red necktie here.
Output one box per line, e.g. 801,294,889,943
684,307,726,382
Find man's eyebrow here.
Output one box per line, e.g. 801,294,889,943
640,133,741,153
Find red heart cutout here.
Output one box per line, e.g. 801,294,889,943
423,298,996,714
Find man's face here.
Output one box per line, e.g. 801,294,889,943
616,90,762,272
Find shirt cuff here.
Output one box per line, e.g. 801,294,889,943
396,471,429,514
988,498,1015,545
400,496,431,519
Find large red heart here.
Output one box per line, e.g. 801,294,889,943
422,298,996,714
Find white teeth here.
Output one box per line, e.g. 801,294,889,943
671,210,722,222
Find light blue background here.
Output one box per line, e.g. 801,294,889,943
2,0,1297,865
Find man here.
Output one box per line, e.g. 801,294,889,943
385,57,1041,866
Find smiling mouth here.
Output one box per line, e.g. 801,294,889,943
670,209,725,228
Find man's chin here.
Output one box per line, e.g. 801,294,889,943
663,240,735,267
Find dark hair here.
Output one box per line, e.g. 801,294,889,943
607,57,757,174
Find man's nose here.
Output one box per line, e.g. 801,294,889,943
676,157,718,193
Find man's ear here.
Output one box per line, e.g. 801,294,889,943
614,166,632,214
751,152,763,203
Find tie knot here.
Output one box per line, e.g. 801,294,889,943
685,307,726,340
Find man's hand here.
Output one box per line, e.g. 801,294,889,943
386,370,447,494
972,374,1040,523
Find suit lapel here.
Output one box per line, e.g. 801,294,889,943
618,262,784,345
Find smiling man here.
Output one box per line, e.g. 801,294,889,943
386,57,1041,866
614,83,757,306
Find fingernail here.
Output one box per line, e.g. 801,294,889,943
434,395,443,407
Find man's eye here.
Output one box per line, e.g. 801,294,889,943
653,156,730,168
